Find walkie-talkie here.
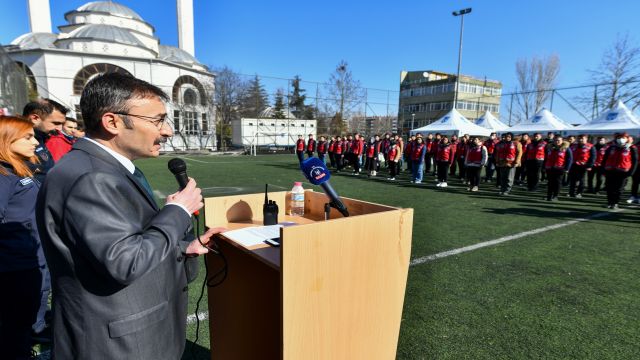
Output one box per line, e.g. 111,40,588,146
263,184,279,225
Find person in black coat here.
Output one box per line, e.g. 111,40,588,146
0,115,44,359
36,73,225,359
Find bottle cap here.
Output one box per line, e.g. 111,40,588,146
294,182,302,186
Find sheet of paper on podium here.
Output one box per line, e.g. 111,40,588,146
222,223,295,247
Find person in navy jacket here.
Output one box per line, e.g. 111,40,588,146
0,115,44,359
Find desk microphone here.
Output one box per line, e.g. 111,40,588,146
168,158,199,216
300,158,349,217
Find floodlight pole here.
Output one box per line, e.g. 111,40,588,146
452,8,472,111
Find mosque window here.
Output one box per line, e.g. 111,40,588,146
73,63,132,95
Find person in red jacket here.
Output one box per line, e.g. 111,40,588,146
545,135,573,201
483,132,499,182
524,133,547,191
495,132,523,195
430,133,442,176
334,136,344,171
306,133,316,159
449,134,459,176
404,134,416,173
436,136,455,188
464,137,488,192
456,134,469,181
424,133,435,176
602,133,638,209
410,136,427,183
316,136,328,164
627,137,640,204
568,134,597,198
386,141,401,180
587,136,607,194
541,132,555,182
374,134,383,172
46,117,78,162
515,133,530,185
350,133,364,175
327,136,336,168
364,137,378,177
295,134,305,163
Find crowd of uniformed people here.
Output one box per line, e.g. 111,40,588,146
295,130,639,209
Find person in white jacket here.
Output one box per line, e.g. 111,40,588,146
464,137,488,192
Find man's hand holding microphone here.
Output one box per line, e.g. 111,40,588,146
166,161,227,256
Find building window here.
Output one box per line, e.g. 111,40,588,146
201,114,208,134
248,122,253,126
173,110,180,132
184,111,198,135
183,88,198,105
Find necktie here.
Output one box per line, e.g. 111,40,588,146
133,167,154,199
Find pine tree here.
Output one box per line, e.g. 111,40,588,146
240,75,268,118
273,89,286,119
289,75,307,119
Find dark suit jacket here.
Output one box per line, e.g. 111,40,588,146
36,139,194,359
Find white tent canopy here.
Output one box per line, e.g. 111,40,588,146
410,109,491,137
475,111,509,131
563,100,640,136
505,108,572,134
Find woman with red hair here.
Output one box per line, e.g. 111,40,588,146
0,115,43,358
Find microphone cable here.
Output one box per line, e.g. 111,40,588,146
190,214,228,359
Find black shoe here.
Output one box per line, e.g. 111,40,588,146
31,326,52,344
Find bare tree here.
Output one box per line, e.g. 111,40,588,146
325,60,365,130
214,66,245,150
514,54,560,122
589,33,640,111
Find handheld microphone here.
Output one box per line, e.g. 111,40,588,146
168,158,199,216
300,158,349,217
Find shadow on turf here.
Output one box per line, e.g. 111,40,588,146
181,341,210,360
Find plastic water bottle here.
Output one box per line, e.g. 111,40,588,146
290,182,305,216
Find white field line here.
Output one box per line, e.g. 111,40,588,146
185,209,623,325
409,209,622,266
153,190,167,199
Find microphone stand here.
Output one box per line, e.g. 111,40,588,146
324,201,349,220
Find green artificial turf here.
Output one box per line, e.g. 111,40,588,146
131,154,639,360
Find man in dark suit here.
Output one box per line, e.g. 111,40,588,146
36,73,223,359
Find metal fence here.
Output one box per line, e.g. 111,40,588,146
235,73,400,137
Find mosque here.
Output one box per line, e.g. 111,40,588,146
4,0,215,150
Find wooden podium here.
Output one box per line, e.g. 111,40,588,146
204,190,413,360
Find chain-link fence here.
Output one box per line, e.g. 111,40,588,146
234,73,399,137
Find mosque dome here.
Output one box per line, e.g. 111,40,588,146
159,45,200,65
74,1,144,21
10,32,59,49
64,24,146,48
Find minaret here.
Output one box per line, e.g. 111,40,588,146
176,0,195,56
27,0,53,33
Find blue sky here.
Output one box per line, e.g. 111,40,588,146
2,0,640,121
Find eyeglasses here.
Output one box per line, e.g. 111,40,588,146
114,113,167,129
